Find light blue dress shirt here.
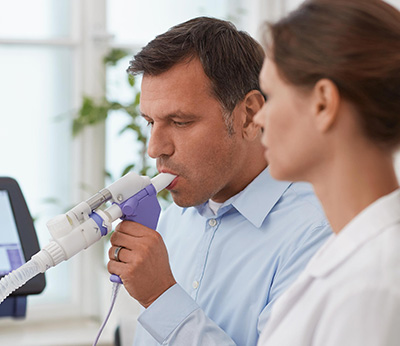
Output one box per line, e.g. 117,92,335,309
133,168,332,345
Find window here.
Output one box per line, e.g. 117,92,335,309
0,0,76,310
0,0,113,333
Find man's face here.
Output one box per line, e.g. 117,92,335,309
140,58,246,207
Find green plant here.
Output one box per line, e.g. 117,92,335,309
73,48,170,202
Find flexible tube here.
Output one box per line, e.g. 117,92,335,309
0,258,42,304
92,282,121,346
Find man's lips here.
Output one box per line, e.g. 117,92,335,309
166,176,178,190
159,169,179,190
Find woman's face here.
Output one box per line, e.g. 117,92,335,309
254,58,323,182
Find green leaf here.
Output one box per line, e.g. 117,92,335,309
134,92,141,106
128,74,135,87
119,123,141,135
79,96,95,117
125,104,139,118
121,164,135,177
104,170,113,178
72,119,84,136
109,101,124,110
103,48,131,66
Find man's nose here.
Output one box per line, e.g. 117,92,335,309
147,124,174,158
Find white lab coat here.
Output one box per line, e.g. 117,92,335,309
258,189,400,346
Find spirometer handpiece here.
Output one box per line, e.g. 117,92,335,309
109,171,171,283
0,171,176,304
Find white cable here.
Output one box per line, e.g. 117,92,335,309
92,282,121,346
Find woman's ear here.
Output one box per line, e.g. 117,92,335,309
242,90,265,140
312,78,340,133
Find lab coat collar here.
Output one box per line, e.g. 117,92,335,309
307,188,400,278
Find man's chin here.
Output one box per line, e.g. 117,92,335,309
170,191,207,208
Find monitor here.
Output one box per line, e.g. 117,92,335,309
0,177,45,296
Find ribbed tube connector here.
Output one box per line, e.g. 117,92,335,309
0,259,41,304
43,241,66,267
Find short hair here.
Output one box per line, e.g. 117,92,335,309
128,17,265,133
264,0,400,150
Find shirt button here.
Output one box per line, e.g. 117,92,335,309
192,280,199,289
208,218,217,227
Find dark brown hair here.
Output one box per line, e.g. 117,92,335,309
128,17,265,133
265,0,400,150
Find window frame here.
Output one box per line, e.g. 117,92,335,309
0,0,110,324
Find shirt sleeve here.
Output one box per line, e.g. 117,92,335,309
138,284,237,345
258,223,332,331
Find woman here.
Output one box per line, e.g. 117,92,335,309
255,0,400,345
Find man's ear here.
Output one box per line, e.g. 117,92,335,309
242,90,265,140
312,79,340,133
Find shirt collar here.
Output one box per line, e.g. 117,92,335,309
231,167,292,228
307,188,400,277
187,167,292,228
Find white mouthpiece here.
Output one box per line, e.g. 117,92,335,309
151,173,176,193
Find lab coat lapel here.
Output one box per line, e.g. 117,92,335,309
261,270,315,334
307,189,400,278
261,190,400,344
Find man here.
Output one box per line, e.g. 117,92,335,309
108,17,331,346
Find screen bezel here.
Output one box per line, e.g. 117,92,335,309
0,177,46,296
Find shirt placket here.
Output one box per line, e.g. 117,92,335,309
189,216,220,300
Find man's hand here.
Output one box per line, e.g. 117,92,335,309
108,220,177,308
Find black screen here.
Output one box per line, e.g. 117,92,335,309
0,178,45,296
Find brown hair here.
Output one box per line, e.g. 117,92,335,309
265,0,400,150
128,17,265,133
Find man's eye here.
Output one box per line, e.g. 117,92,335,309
173,121,190,127
146,120,154,127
